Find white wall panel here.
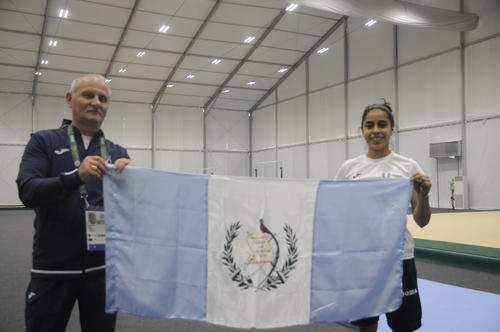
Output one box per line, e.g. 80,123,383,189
277,96,306,146
277,63,306,101
399,51,461,128
155,150,203,174
309,141,346,180
155,106,203,150
398,129,437,207
34,96,70,131
252,105,275,151
127,149,152,169
399,125,462,209
399,27,459,64
206,152,249,176
348,70,395,136
309,26,344,91
467,118,500,209
277,145,307,179
465,0,500,43
252,149,277,178
347,137,365,159
0,93,32,144
206,110,249,151
0,146,23,205
465,36,500,118
348,18,393,79
101,102,152,149
309,84,345,142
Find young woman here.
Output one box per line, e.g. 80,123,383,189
335,101,432,332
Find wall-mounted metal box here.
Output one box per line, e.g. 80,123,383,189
429,141,462,158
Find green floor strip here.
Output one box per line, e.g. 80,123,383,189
415,239,500,274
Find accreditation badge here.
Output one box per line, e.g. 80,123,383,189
85,206,106,251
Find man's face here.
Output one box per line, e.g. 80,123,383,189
66,77,110,131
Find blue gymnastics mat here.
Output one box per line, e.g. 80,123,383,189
378,278,500,331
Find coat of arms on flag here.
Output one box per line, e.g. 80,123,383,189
222,219,298,291
103,167,412,329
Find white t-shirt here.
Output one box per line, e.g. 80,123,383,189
335,152,424,259
82,135,92,150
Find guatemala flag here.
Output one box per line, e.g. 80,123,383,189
103,167,412,329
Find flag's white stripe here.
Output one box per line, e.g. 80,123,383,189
207,176,319,328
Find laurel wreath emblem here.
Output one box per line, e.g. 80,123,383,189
222,221,298,291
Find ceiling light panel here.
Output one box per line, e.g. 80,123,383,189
261,30,318,51
172,70,227,86
56,1,130,27
365,19,377,27
112,63,169,80
189,40,250,60
200,22,261,44
129,12,200,36
45,16,125,44
58,9,69,18
122,30,191,53
228,76,277,90
285,3,298,12
30,54,107,75
249,47,299,65
138,0,215,20
210,2,280,26
116,49,179,67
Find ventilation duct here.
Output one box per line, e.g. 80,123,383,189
296,0,478,31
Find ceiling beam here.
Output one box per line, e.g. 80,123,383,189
203,8,287,114
151,0,222,111
103,0,141,78
30,0,50,105
248,16,347,113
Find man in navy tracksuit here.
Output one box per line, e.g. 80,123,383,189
16,74,134,332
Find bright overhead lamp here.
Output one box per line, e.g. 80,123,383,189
244,36,255,43
41,59,48,65
278,67,288,73
186,74,195,79
58,9,69,18
211,59,222,65
105,78,112,83
118,68,127,73
365,19,377,27
35,71,42,76
166,83,175,88
317,47,329,54
48,40,58,47
247,81,256,85
248,112,251,117
285,3,298,12
136,51,145,57
159,25,170,33
222,89,230,93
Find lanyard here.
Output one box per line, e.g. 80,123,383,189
67,125,109,206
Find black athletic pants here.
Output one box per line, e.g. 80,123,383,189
25,271,116,332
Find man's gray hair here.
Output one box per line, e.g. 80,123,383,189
69,74,110,95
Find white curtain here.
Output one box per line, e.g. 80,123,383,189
296,0,478,31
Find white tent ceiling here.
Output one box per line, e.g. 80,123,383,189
0,0,343,112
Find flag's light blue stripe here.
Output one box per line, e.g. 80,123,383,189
104,168,209,320
310,178,412,323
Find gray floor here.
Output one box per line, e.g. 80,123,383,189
1,209,499,332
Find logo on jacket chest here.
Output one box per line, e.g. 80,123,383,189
54,148,69,155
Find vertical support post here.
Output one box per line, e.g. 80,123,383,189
344,18,349,160
275,91,279,177
459,0,468,209
393,25,400,153
305,58,310,178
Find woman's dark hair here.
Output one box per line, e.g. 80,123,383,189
361,98,395,128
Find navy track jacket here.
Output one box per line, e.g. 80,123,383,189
16,119,129,278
